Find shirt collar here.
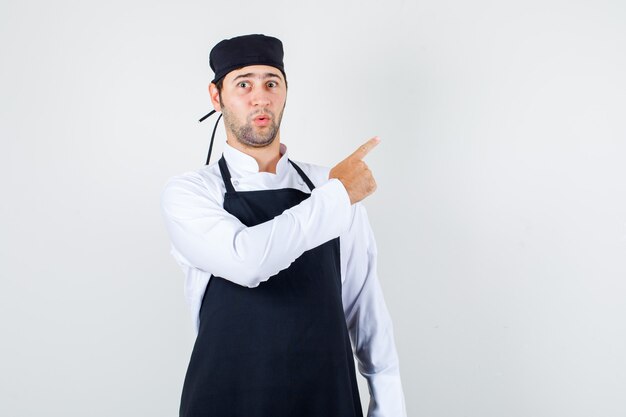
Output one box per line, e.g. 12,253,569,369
223,141,290,177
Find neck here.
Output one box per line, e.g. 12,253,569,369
226,133,282,173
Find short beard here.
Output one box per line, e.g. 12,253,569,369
220,97,285,148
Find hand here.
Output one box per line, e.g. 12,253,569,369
329,136,380,204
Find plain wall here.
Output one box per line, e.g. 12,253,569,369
1,0,625,415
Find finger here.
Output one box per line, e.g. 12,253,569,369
349,136,381,160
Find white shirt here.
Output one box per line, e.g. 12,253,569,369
160,142,407,417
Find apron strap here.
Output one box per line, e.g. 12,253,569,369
288,159,316,192
218,155,236,193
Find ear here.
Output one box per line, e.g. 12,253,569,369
208,83,222,112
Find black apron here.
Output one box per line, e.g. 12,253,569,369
179,155,364,417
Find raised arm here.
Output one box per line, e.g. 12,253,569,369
161,136,381,288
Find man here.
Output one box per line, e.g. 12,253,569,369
160,34,406,417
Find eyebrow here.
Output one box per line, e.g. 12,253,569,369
231,72,282,83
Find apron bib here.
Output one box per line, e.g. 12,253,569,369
179,155,363,417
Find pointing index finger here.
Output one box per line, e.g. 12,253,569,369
350,136,381,160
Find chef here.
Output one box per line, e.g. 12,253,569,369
160,33,407,417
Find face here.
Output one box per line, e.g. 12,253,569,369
210,65,287,148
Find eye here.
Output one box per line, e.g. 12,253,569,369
237,81,250,88
267,81,278,88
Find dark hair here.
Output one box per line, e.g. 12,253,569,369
214,77,225,101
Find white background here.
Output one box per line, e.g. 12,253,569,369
1,0,625,416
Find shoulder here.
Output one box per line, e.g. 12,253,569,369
160,163,224,209
287,159,331,189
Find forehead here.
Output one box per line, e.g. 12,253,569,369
224,65,284,83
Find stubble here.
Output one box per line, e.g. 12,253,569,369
220,100,285,148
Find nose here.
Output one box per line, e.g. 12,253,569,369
250,85,271,107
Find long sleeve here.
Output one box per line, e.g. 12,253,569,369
160,172,352,288
341,203,407,417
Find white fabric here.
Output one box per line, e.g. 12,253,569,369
160,141,407,417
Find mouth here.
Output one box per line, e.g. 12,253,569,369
252,114,271,127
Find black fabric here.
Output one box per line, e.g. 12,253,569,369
209,34,286,84
179,155,363,417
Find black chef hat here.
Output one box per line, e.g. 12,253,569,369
209,34,285,84
199,34,286,165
